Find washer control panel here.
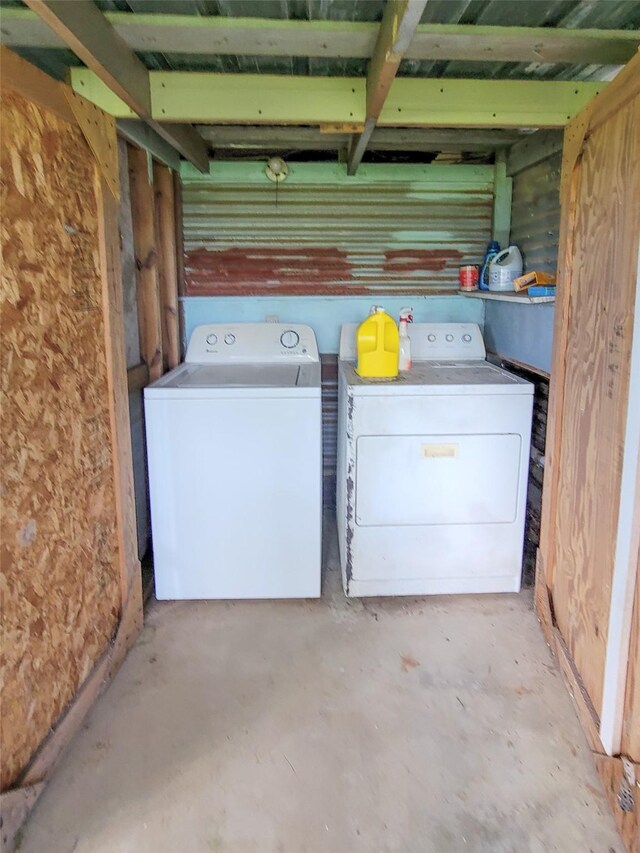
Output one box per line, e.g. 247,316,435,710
186,323,319,364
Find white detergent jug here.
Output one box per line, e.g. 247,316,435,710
488,245,523,292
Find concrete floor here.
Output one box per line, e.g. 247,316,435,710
19,530,621,853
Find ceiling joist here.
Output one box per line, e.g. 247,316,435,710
23,0,208,172
348,0,428,175
69,68,605,130
196,125,523,153
2,9,638,66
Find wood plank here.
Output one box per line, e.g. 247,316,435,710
548,96,640,718
22,1,208,172
64,88,120,200
198,124,521,152
128,144,163,382
2,9,638,65
69,68,605,128
153,162,180,370
348,0,428,174
97,154,142,607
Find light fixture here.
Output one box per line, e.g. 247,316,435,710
265,156,289,183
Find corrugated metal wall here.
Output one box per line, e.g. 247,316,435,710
510,151,561,274
182,163,494,296
181,161,494,505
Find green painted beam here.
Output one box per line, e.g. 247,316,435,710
2,8,638,65
381,77,605,128
71,69,605,129
71,69,365,124
180,160,495,189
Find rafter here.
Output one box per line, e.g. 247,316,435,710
348,1,428,175
2,9,637,66
23,0,208,172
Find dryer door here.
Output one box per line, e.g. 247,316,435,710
355,432,522,527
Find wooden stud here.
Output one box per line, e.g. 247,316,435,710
153,162,180,371
128,144,163,383
3,9,638,66
22,0,208,172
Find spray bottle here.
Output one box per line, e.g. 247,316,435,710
398,307,413,372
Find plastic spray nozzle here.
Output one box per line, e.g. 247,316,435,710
399,307,413,323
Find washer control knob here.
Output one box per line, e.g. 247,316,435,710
445,334,454,342
428,334,436,342
280,330,300,349
224,333,236,345
462,333,472,342
206,333,218,346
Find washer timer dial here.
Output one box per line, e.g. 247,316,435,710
280,330,300,349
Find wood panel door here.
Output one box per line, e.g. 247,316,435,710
538,54,640,749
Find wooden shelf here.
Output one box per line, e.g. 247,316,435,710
458,290,555,304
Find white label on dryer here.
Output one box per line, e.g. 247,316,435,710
421,443,459,459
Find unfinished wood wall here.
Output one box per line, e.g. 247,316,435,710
550,94,639,717
0,89,124,788
537,53,640,852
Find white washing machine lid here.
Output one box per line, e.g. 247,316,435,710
145,361,321,399
340,359,533,396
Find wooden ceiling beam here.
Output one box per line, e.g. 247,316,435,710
23,0,208,172
196,125,522,152
348,1,428,175
70,68,605,129
2,9,638,66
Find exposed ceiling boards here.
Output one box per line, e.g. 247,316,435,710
1,0,639,167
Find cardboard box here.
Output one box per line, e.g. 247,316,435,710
513,271,556,292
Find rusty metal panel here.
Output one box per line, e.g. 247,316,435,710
510,151,561,274
182,169,493,295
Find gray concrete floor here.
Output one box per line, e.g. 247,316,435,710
19,526,621,853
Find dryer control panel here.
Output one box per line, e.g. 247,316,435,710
186,323,319,364
339,323,486,361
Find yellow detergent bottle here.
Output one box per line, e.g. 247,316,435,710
356,306,400,378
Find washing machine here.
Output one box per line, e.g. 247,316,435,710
337,323,533,597
145,323,322,599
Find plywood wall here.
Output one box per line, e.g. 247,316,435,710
547,94,640,718
0,90,122,789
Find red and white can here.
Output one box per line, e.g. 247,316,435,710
459,265,479,291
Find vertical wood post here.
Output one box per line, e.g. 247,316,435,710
128,144,163,381
153,162,180,370
173,170,186,357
